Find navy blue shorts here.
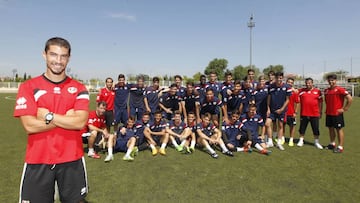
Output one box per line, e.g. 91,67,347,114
114,140,128,152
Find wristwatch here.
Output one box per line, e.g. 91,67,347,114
45,112,54,125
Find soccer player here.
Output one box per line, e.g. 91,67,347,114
134,111,152,151
83,101,113,159
283,77,299,146
159,83,182,121
114,74,130,133
14,37,89,202
166,111,192,152
222,110,250,152
247,68,258,88
144,110,169,155
195,74,207,103
239,76,255,114
182,81,201,123
144,77,162,118
183,111,197,153
297,78,324,149
200,88,228,127
129,75,146,121
105,116,138,162
253,76,268,121
266,72,292,150
222,80,243,118
221,71,234,100
239,104,271,155
97,77,115,132
196,113,233,158
206,71,223,98
324,74,352,153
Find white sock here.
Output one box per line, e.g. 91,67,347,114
108,147,113,156
172,139,179,147
205,144,215,154
161,143,167,149
268,139,273,144
220,143,228,152
299,137,304,142
255,143,264,151
125,147,132,157
314,139,319,144
150,144,156,150
180,140,186,147
236,147,245,152
190,140,196,148
88,148,94,154
289,137,294,143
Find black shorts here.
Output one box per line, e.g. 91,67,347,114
326,114,345,129
285,116,296,127
299,116,320,135
20,158,88,203
104,110,114,128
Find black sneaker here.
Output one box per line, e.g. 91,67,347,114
210,153,219,159
223,150,234,157
325,144,336,150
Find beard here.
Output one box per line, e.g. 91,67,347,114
47,62,66,75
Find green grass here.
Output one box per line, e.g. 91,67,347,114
1,93,360,202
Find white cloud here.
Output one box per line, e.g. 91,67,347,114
106,12,136,22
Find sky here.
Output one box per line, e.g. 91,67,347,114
0,0,359,81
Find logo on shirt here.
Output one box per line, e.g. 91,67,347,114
15,97,27,110
68,87,78,94
53,87,61,94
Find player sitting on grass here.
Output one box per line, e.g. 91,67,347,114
83,101,112,159
166,110,192,152
135,111,151,151
196,113,233,158
104,116,138,162
222,110,251,153
239,104,271,155
144,110,169,155
182,111,197,153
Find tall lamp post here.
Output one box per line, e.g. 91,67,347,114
247,14,255,70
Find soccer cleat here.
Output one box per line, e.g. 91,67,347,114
122,156,134,161
244,147,253,153
266,142,274,148
184,146,192,154
176,145,184,152
151,148,158,156
189,147,195,153
223,150,234,157
297,140,304,147
159,148,166,155
210,153,219,159
260,149,271,155
333,147,343,153
326,143,336,150
288,140,294,147
315,143,323,150
277,143,285,151
130,147,139,157
104,154,114,162
88,152,101,159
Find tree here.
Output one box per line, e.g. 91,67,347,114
204,58,228,79
192,72,203,82
232,65,248,81
23,72,27,81
263,65,284,76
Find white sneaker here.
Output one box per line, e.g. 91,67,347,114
104,154,114,162
315,143,323,149
297,140,304,147
277,143,285,151
266,142,274,148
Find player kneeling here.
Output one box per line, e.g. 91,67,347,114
104,116,138,162
239,104,271,155
196,113,233,158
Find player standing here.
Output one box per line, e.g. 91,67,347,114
14,37,89,202
97,77,115,132
324,74,352,153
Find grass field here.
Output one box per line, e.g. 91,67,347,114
1,93,359,202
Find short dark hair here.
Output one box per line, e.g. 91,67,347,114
170,83,177,88
305,77,313,83
153,76,160,82
174,75,182,80
225,71,232,77
186,81,194,86
275,72,284,77
97,101,107,107
45,37,71,55
327,74,337,80
154,110,162,115
118,74,125,80
105,77,113,83
287,77,294,82
268,70,275,76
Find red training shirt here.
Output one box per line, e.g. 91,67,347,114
324,86,349,116
286,90,299,116
299,88,323,117
14,75,89,164
96,87,115,111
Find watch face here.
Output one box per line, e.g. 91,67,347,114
46,113,53,120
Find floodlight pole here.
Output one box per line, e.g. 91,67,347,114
247,14,255,70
